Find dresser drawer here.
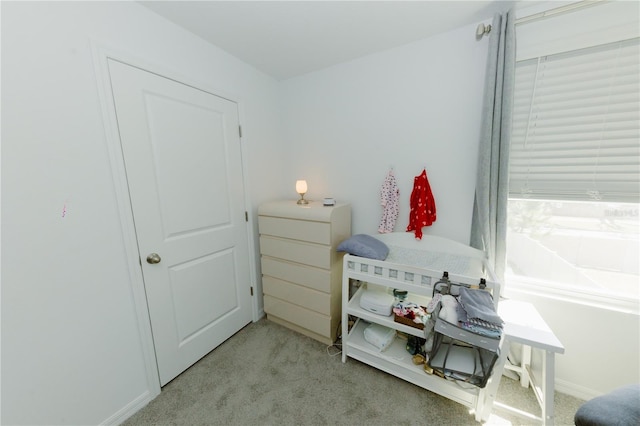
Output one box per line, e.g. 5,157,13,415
263,276,330,315
261,256,331,293
258,216,330,244
264,295,333,337
259,235,331,269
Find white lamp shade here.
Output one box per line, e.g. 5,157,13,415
295,180,308,194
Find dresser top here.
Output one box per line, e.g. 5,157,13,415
258,200,350,221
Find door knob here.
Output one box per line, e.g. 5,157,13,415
146,253,161,264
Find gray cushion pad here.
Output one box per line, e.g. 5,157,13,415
575,384,640,426
337,234,389,260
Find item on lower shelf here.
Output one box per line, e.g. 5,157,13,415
428,334,498,388
394,314,425,329
363,323,396,351
410,353,435,374
412,354,426,364
405,335,426,355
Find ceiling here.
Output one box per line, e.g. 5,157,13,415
139,1,523,81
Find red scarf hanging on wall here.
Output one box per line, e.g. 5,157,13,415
406,169,436,240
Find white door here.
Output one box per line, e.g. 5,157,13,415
108,59,253,386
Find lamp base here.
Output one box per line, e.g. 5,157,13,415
297,193,309,205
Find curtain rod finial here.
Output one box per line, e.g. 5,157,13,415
476,23,491,39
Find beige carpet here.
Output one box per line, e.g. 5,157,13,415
123,319,584,425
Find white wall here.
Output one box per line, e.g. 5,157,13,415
281,23,490,244
1,1,283,425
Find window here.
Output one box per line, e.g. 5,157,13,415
507,199,638,302
506,3,639,310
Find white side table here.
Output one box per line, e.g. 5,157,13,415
497,300,565,425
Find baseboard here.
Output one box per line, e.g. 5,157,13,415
555,378,600,401
501,363,599,402
101,390,155,425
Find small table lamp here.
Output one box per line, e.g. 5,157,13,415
296,180,309,205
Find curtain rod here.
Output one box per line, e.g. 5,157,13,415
475,1,605,38
515,0,607,25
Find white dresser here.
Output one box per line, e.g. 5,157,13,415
258,200,351,345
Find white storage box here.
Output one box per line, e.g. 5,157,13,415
359,288,395,316
363,323,396,351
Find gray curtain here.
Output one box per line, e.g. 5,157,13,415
470,10,516,283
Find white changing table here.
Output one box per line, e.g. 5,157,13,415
340,234,506,423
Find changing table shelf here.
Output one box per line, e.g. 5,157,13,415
348,285,430,338
345,318,480,408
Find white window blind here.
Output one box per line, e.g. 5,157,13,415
509,37,640,203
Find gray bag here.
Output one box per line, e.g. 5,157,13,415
425,273,500,388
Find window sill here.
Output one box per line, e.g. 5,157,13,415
504,275,640,316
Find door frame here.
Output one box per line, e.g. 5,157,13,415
90,41,259,405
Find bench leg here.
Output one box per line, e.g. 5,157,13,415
541,350,556,425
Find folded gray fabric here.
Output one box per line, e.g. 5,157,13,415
458,287,503,325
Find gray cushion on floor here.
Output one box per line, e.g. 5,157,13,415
575,384,640,426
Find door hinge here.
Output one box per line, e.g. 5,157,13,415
238,125,242,138
250,286,254,296
245,211,248,222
